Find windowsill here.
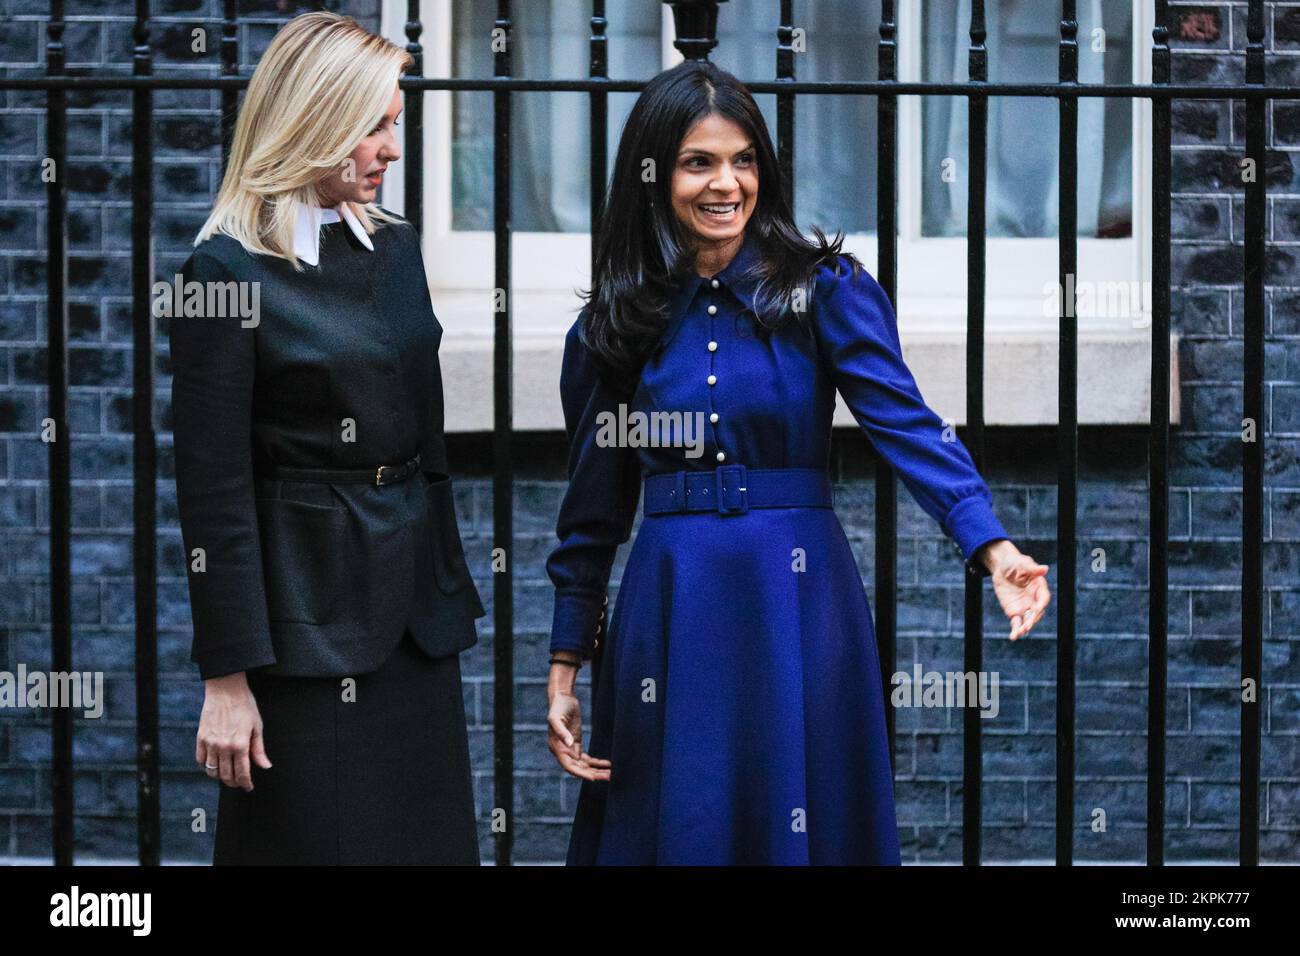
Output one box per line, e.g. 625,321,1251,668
434,294,1180,432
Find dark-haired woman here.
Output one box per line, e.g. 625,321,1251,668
544,60,1052,865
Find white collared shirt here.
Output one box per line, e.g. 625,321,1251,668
293,200,375,266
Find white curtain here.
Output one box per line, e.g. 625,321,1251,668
453,0,661,232
711,0,881,235
922,0,1132,237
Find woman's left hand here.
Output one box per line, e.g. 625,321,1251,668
981,540,1051,641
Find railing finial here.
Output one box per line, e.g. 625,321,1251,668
664,0,727,61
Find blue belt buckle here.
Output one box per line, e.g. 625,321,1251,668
715,463,748,515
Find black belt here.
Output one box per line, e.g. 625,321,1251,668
256,453,421,487
643,464,833,516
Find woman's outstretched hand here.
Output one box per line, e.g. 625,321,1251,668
980,540,1051,641
547,655,612,782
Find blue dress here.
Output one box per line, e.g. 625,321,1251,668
547,229,1011,865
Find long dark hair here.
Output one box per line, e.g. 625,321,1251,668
579,58,861,391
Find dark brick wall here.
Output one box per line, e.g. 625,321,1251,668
0,0,1296,864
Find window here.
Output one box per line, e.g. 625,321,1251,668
449,0,661,232
921,0,1134,238
442,0,883,235
380,1,1166,429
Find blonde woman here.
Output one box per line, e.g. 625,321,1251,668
170,12,485,864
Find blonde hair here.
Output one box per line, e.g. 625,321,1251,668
195,11,412,269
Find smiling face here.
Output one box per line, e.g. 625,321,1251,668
670,112,758,270
314,83,402,206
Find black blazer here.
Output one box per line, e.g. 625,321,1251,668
168,208,485,680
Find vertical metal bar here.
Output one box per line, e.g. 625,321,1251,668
46,0,74,868
962,0,988,868
492,0,515,868
1056,0,1079,869
220,0,238,175
1148,0,1171,868
587,1,608,699
875,0,899,774
132,0,161,868
404,1,424,232
589,1,607,262
775,0,795,213
1240,0,1266,867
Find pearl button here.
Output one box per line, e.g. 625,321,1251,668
708,340,717,351
716,451,726,462
711,278,720,289
707,374,717,385
707,304,717,315
710,412,719,423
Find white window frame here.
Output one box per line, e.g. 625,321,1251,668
889,0,1152,333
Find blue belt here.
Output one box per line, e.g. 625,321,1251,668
642,464,833,517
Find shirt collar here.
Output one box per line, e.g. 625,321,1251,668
293,200,375,266
660,229,761,353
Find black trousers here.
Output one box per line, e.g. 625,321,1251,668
213,630,480,865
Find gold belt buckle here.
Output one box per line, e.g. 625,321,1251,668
375,465,387,486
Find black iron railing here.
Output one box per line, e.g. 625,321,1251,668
5,0,1290,866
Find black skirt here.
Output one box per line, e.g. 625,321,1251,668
213,630,479,865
